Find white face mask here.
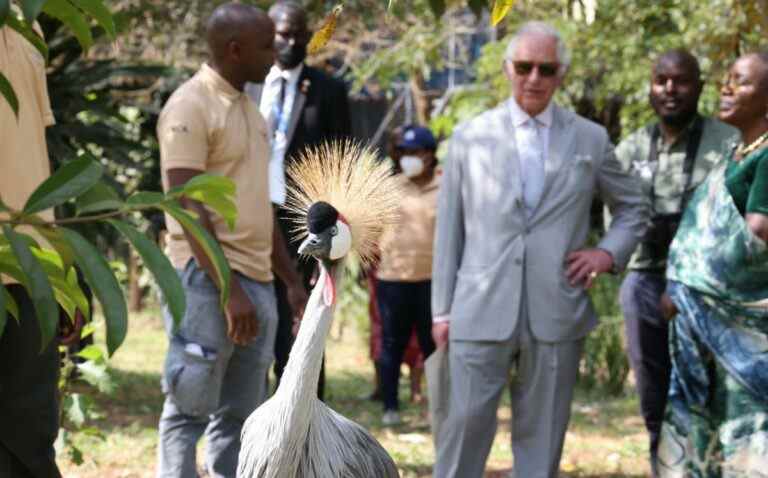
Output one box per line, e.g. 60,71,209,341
400,155,424,178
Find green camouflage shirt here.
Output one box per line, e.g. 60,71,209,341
614,115,738,271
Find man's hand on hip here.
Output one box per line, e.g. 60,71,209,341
432,321,450,349
565,248,614,289
225,278,258,345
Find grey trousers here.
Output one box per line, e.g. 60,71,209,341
433,308,584,478
157,261,278,478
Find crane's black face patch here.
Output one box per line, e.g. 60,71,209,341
298,229,333,259
307,201,339,234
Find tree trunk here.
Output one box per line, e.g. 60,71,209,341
409,71,432,124
128,250,144,313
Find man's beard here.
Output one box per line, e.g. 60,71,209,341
277,45,306,69
660,108,697,128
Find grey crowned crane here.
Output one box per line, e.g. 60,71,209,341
237,141,402,478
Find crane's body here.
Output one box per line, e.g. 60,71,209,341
237,142,402,478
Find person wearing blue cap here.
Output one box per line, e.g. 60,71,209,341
374,125,440,426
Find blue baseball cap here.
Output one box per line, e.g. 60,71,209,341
397,125,437,150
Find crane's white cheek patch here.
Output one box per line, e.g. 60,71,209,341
329,221,352,260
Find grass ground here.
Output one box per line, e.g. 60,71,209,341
58,308,650,478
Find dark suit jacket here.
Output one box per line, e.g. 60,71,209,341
245,65,352,256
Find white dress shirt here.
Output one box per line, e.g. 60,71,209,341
259,63,304,205
432,99,553,324
509,98,553,218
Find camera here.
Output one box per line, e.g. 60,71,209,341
642,213,682,259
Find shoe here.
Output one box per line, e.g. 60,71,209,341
381,410,401,426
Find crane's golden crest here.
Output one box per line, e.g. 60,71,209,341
283,141,404,266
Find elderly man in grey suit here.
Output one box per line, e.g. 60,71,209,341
431,22,648,478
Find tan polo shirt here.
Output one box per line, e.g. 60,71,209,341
1,26,55,284
158,64,273,282
376,172,440,282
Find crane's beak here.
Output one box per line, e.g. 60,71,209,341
298,231,332,259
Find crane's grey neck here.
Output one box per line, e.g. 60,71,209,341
274,260,344,413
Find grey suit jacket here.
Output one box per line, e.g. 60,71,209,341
432,99,648,343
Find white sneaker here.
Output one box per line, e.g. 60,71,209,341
381,410,401,426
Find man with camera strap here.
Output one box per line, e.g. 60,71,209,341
611,49,738,477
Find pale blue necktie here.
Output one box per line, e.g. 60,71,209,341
519,118,545,218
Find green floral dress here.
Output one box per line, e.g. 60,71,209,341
658,148,768,478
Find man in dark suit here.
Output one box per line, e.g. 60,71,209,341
245,0,351,399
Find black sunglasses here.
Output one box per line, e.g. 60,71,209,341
512,61,559,78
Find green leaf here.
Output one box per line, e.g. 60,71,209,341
108,220,185,328
2,286,19,322
179,174,237,197
32,248,90,319
24,157,103,214
0,196,9,212
76,182,123,215
0,71,19,118
125,191,165,208
183,190,237,231
0,0,9,27
60,227,126,356
42,0,94,51
70,0,115,38
75,344,105,362
33,226,76,269
3,226,58,351
19,0,47,23
160,203,230,307
6,14,48,61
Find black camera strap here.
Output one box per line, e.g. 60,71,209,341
648,115,704,213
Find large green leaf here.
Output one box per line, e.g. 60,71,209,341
0,71,19,118
24,157,103,214
60,227,126,356
19,0,46,23
125,191,165,208
6,15,48,61
169,175,237,231
33,248,90,319
42,0,93,51
108,220,185,328
3,226,58,351
183,190,237,231
70,0,115,38
76,182,123,215
33,225,76,269
160,203,230,306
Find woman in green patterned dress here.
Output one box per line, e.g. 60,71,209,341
657,52,768,477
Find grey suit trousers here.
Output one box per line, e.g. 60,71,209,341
434,299,584,478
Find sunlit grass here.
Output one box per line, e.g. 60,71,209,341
59,306,650,477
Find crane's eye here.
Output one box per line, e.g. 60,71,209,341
329,225,338,236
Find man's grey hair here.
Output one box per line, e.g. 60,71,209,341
504,21,571,76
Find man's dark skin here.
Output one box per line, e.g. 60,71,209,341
269,2,311,71
649,50,703,146
166,4,307,346
646,51,704,321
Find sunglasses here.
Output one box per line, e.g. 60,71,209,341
511,61,559,78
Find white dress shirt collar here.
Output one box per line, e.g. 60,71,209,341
264,63,304,88
509,97,553,128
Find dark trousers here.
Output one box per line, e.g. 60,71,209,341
273,266,325,400
0,285,61,478
619,271,670,478
377,280,435,411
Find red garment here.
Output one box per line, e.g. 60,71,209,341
367,275,424,369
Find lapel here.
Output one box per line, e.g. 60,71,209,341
285,66,309,147
497,100,523,195
541,104,576,202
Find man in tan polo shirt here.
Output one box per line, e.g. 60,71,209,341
374,125,440,426
0,21,77,478
155,4,307,477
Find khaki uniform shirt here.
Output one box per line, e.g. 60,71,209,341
614,116,737,271
376,172,440,282
158,64,273,282
1,26,55,284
